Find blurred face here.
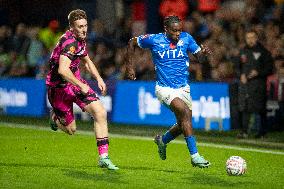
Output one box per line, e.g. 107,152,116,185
245,32,258,47
165,22,182,42
71,19,88,40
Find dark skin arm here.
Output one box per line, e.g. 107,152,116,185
125,37,138,80
194,44,212,64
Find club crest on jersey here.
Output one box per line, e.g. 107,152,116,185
177,40,184,46
68,46,76,54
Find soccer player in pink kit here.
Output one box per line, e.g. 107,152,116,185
46,9,118,170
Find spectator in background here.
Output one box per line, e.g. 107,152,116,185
267,56,284,101
236,30,273,139
7,51,28,77
87,19,107,46
0,25,13,76
0,25,13,54
39,20,62,51
159,0,189,20
9,23,33,78
26,27,44,77
35,46,49,79
92,42,114,75
197,0,220,13
190,11,210,41
11,23,30,58
131,0,146,36
112,17,132,47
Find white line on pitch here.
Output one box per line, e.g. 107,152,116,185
1,122,284,155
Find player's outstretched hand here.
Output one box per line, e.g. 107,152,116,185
126,67,136,80
201,44,212,55
97,78,107,96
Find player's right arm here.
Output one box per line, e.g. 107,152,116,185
125,37,139,80
58,55,90,94
125,34,154,80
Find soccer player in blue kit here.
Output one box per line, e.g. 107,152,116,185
125,16,211,168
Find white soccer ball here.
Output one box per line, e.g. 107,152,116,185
226,156,247,176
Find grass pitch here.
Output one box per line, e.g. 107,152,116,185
0,123,283,189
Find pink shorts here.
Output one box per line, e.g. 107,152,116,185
47,82,99,126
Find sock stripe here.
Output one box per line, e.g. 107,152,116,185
97,138,109,146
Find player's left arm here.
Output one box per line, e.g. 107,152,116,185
81,55,107,95
194,44,212,64
186,33,211,64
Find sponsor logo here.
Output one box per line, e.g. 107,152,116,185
157,49,184,59
0,88,28,107
192,96,230,121
138,88,230,121
138,87,161,119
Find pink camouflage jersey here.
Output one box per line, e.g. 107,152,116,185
46,30,88,87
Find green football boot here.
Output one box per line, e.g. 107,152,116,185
98,156,119,170
191,155,211,168
154,135,167,160
49,110,58,131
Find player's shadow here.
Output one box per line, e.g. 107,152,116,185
62,169,127,184
0,162,67,169
121,165,188,174
180,172,255,188
0,162,126,184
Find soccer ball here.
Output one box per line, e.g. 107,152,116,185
226,156,247,176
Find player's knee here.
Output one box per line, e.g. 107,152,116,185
71,127,76,134
94,108,107,121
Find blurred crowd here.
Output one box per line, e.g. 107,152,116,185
0,0,283,91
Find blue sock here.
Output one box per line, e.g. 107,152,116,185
185,135,198,155
162,131,175,144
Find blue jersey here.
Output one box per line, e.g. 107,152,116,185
137,32,201,88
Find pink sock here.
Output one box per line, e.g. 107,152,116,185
98,144,109,157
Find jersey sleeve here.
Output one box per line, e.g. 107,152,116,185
82,46,88,57
137,34,154,49
186,33,201,54
61,39,78,60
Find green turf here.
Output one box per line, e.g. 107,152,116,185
0,124,284,189
1,115,284,150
